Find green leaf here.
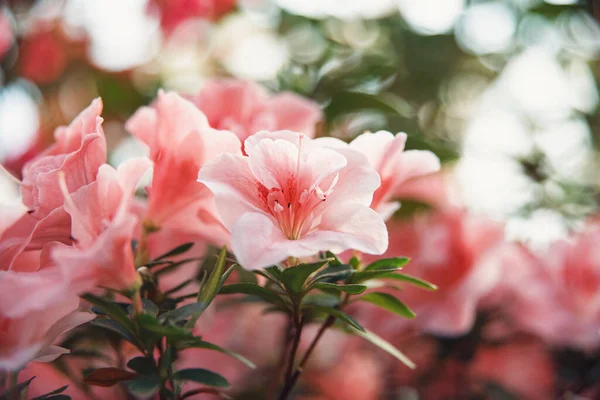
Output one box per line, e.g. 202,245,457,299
90,319,138,345
198,246,229,307
154,258,200,277
160,302,207,324
84,368,137,387
0,377,35,400
30,385,69,400
358,293,415,319
236,264,257,284
127,357,156,375
313,264,353,283
349,256,360,270
303,305,365,332
312,283,367,295
324,251,342,265
141,299,159,317
364,257,410,271
219,283,285,307
44,396,71,400
302,293,341,308
379,273,438,291
351,268,400,283
127,375,160,397
178,339,256,369
82,294,136,333
154,242,194,261
350,328,415,369
281,260,330,293
136,314,192,339
172,369,230,388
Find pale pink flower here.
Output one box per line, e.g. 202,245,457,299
359,211,503,336
190,79,323,146
126,91,240,246
0,264,93,371
0,99,106,269
349,131,440,220
52,158,152,292
501,223,600,349
198,130,388,270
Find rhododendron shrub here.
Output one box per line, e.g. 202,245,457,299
0,88,437,400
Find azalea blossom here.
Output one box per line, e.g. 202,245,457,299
52,158,152,292
349,131,441,220
0,262,93,371
0,99,106,269
198,130,388,270
126,91,240,246
190,79,323,145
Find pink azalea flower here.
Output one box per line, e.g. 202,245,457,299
190,79,323,146
0,99,106,269
198,130,388,270
0,262,93,371
359,211,503,336
348,131,440,220
499,223,600,349
0,11,13,60
126,91,241,246
52,158,152,292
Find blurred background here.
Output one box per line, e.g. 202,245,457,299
3,0,600,399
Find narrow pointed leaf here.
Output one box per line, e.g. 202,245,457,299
359,292,416,318
81,294,135,333
127,357,156,375
312,282,367,295
172,369,230,388
313,263,353,283
351,268,400,283
178,339,256,369
154,242,194,261
303,305,365,332
281,260,330,292
379,273,438,291
351,328,415,369
364,257,410,271
219,283,285,306
84,368,137,387
90,319,138,345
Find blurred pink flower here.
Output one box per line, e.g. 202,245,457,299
360,211,503,336
126,91,240,246
190,79,323,148
502,223,600,350
199,130,388,270
52,158,151,292
149,0,236,33
469,338,555,400
19,30,67,84
0,12,13,60
0,262,93,371
348,131,440,220
0,99,106,269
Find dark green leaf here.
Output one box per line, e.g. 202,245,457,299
159,302,208,324
136,314,192,339
379,273,438,291
81,294,135,333
359,292,416,318
264,266,283,280
172,369,229,388
364,257,410,271
312,283,367,295
127,374,160,397
127,357,156,375
324,251,342,265
303,305,365,332
45,396,71,400
30,385,68,400
163,279,194,296
141,299,159,317
84,368,137,387
281,260,330,293
351,268,400,283
302,293,341,308
0,377,35,400
349,327,415,369
313,263,353,283
219,283,285,307
177,339,255,369
154,258,201,277
236,264,257,284
197,247,229,313
349,256,360,270
155,242,194,261
90,319,138,346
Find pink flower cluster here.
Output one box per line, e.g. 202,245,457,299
0,79,440,375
